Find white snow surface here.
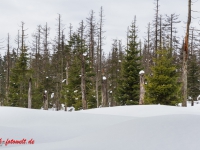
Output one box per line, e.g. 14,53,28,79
1,102,200,150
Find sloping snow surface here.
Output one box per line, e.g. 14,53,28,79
1,103,200,150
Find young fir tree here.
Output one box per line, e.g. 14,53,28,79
145,49,181,105
9,46,31,107
188,54,200,106
117,17,141,105
60,33,95,110
60,33,82,110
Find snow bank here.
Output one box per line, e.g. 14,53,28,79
0,104,200,150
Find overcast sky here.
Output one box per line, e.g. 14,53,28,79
0,0,199,55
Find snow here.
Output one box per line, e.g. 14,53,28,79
1,102,200,150
102,76,107,80
139,70,145,75
61,79,66,83
50,93,54,99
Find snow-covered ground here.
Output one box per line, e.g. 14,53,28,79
1,102,200,150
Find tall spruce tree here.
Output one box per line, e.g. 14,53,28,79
188,54,200,106
145,49,181,105
9,45,30,107
117,17,141,105
60,32,95,110
8,23,32,107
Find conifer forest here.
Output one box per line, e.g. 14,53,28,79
0,0,198,110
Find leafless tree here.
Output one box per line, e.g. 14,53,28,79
182,0,191,107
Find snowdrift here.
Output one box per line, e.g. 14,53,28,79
1,104,200,150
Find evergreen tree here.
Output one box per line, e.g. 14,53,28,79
60,33,95,110
9,46,31,107
117,17,141,105
188,54,200,105
145,49,181,105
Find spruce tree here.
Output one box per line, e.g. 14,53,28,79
188,54,200,105
9,46,31,107
145,49,181,105
117,17,141,105
60,33,95,110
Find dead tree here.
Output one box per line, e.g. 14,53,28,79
86,10,96,68
15,30,20,57
182,0,191,107
79,20,87,110
98,7,105,107
96,35,100,107
144,23,152,74
163,13,181,56
28,78,32,108
43,90,48,110
153,0,160,58
32,25,42,88
6,34,10,104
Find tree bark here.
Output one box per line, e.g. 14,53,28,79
43,90,48,110
182,0,191,107
28,78,32,109
6,33,10,104
79,20,87,110
81,55,87,110
139,74,145,105
102,77,108,107
155,0,159,58
96,35,100,107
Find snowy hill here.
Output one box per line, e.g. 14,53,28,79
1,104,200,150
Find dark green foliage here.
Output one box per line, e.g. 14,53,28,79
2,10,196,110
145,49,181,105
31,84,43,109
62,55,82,110
107,40,123,106
116,18,141,105
188,54,200,101
60,33,96,110
9,46,31,107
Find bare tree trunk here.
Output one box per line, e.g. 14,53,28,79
56,82,59,111
182,51,188,107
99,7,103,74
96,75,99,107
190,28,194,107
65,103,67,111
154,0,159,58
102,76,108,107
79,20,87,110
147,23,151,74
87,10,95,68
99,7,105,106
61,30,65,91
66,61,69,85
28,78,32,109
81,55,87,110
139,73,145,105
182,0,191,107
69,23,73,40
21,22,24,53
159,15,162,50
170,14,173,50
96,35,100,107
6,33,10,104
16,30,20,56
127,27,129,50
43,90,48,110
65,61,69,111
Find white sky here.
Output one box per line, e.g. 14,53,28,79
0,0,199,55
